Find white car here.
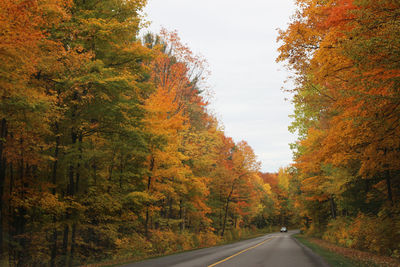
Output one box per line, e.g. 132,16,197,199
280,227,287,232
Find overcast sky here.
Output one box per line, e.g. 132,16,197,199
142,0,298,172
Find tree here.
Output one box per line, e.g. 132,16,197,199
278,0,400,254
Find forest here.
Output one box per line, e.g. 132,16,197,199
2,0,399,266
0,0,296,266
277,0,400,260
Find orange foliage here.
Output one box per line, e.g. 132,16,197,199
278,0,400,257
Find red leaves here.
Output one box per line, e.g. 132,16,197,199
279,0,400,253
320,0,358,30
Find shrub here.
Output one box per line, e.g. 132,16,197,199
321,210,400,257
114,233,151,260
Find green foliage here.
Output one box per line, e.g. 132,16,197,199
0,1,277,266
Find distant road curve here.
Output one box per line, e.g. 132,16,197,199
121,230,329,267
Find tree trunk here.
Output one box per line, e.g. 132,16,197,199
0,118,7,263
62,129,77,266
50,228,58,267
145,156,154,238
50,124,60,267
221,182,235,237
219,190,222,233
92,161,97,186
119,156,123,189
107,151,115,194
6,163,14,267
61,225,69,266
145,208,150,238
220,174,245,236
330,195,337,219
15,140,29,266
69,223,76,267
68,133,82,266
179,200,185,232
168,197,173,221
221,199,230,237
75,133,82,194
68,131,77,196
51,125,60,194
385,171,393,205
382,149,393,206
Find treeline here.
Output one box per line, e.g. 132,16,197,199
0,0,287,266
258,170,301,228
278,0,400,257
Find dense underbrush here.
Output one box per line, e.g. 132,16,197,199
90,227,275,265
305,211,400,259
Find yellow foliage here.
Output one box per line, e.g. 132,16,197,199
323,212,400,257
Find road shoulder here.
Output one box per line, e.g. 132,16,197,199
294,234,400,267
291,234,330,267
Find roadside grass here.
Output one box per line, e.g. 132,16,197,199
294,234,379,267
81,227,279,267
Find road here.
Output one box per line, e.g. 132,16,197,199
121,230,329,267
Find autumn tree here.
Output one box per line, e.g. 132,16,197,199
278,0,400,255
0,1,274,265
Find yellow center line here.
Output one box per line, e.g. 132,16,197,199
207,237,275,267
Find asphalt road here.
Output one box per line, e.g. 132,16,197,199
121,230,329,267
